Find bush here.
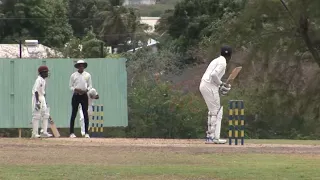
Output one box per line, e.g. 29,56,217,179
126,80,207,138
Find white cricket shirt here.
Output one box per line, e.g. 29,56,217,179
69,71,92,92
201,56,227,86
32,76,46,96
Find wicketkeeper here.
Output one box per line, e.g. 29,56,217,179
78,88,99,136
199,45,233,144
31,65,53,138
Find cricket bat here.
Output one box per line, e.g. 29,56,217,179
49,116,60,137
226,66,242,84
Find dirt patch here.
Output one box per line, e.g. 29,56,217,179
1,138,320,165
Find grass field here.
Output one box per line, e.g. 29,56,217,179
244,139,320,145
0,138,319,180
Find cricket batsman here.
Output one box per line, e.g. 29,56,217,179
78,88,99,136
199,45,232,144
31,65,53,138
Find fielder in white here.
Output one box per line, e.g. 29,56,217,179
78,88,99,136
31,66,53,138
199,45,232,144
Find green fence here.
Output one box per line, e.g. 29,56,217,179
0,58,128,128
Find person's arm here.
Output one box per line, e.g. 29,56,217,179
35,92,39,102
210,63,225,86
69,74,80,93
32,79,41,110
69,74,75,92
32,79,40,101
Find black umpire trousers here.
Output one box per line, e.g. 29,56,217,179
70,93,89,134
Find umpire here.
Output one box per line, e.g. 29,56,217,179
69,60,93,138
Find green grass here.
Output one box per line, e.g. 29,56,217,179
1,138,320,179
1,153,320,180
246,139,320,145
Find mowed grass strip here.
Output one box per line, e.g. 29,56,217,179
0,153,319,180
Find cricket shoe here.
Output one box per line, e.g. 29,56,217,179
84,134,90,138
31,133,41,138
212,139,227,144
40,132,53,138
81,132,85,137
205,137,215,144
69,133,77,138
205,137,227,144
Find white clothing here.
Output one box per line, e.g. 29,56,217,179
200,56,227,140
31,76,50,136
201,56,227,86
79,94,94,135
32,76,46,97
69,71,92,92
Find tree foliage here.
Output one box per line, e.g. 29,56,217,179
155,0,246,63
0,0,73,47
63,27,107,58
197,0,320,139
126,80,207,138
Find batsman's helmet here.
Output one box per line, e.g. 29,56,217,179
38,65,49,73
221,45,232,56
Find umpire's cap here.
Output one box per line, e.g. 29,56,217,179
74,59,88,69
221,45,232,56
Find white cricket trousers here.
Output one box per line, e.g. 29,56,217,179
31,95,50,135
199,80,222,139
79,105,93,135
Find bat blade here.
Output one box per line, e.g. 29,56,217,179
226,66,242,84
49,116,60,138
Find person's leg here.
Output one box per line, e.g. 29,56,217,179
78,104,85,136
80,94,89,136
87,105,93,132
40,98,52,137
70,94,80,136
205,90,226,144
199,81,221,141
31,98,41,138
215,106,223,139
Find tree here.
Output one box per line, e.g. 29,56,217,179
63,27,106,58
42,0,73,47
0,0,72,48
67,0,99,38
155,0,246,63
96,0,128,47
81,27,106,58
122,8,151,52
198,0,320,139
279,0,320,67
204,0,320,67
